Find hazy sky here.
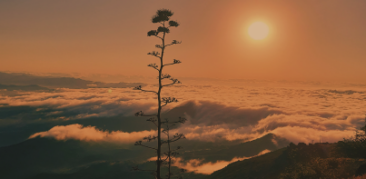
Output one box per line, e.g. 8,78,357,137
1,0,366,82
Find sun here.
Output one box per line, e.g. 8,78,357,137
248,22,269,40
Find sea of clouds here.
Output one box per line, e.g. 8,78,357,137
1,80,365,174
1,80,365,145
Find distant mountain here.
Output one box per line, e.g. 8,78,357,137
0,72,144,89
0,84,51,91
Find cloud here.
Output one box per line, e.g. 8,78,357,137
271,126,355,144
147,149,271,175
29,124,156,143
30,113,360,145
2,81,366,145
172,124,259,142
168,111,364,144
0,88,158,123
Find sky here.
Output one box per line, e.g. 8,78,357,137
1,0,366,82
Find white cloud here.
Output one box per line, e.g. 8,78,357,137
147,149,271,174
29,124,156,143
2,82,365,144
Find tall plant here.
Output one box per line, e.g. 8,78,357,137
133,9,186,179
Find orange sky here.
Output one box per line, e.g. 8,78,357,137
1,0,366,82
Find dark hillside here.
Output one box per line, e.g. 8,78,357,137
0,137,154,179
28,161,205,179
207,142,366,179
207,148,287,179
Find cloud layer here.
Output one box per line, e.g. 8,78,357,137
147,149,271,174
1,81,365,145
29,124,156,143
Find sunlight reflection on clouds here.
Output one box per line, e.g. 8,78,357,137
0,82,365,144
147,149,271,174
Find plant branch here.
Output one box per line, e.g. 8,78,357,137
159,74,171,80
147,117,158,127
132,166,156,172
162,82,180,88
135,111,157,117
162,117,187,124
133,85,158,94
162,155,169,162
163,134,185,144
165,40,182,47
162,78,181,88
154,35,163,39
163,59,181,67
161,97,178,107
148,63,159,71
143,135,158,142
135,141,158,150
148,51,161,58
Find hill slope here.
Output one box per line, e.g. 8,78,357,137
207,142,366,179
0,137,154,179
0,133,287,179
182,133,289,162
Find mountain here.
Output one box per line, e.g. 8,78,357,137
0,137,155,179
206,147,288,179
0,132,288,179
0,72,143,89
28,161,205,179
3,135,362,179
0,132,291,179
0,136,206,179
206,142,366,179
28,161,157,179
0,84,51,91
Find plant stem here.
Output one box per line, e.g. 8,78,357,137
156,21,166,179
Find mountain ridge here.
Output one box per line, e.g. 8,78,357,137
0,72,144,89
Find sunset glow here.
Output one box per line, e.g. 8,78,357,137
1,1,366,178
248,22,269,40
1,0,366,82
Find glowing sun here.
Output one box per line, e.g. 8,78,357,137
248,22,269,40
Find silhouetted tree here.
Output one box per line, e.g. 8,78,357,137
133,9,186,179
